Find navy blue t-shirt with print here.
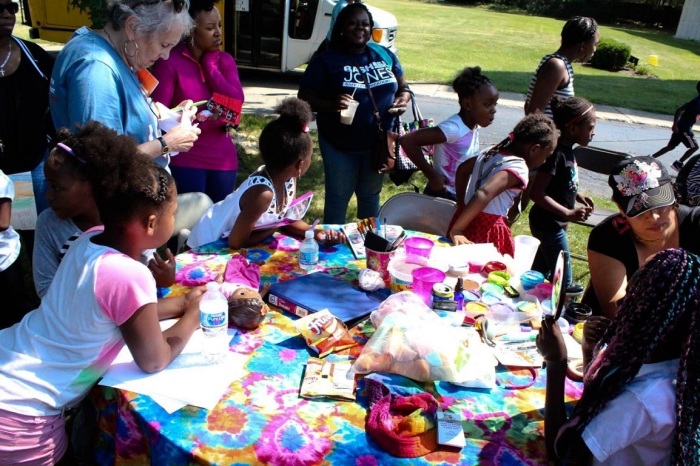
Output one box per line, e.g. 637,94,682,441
529,144,578,231
300,45,402,151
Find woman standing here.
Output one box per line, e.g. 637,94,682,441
151,0,244,203
582,156,700,318
0,0,54,212
298,2,411,224
50,0,201,168
524,16,599,118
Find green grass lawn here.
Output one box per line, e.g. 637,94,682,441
372,0,700,115
236,113,596,286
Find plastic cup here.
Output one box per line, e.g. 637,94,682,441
513,235,541,276
339,99,359,125
404,236,434,265
366,248,393,286
411,267,446,306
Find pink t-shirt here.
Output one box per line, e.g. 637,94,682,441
0,231,156,416
433,114,480,195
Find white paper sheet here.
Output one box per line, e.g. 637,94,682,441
100,323,248,413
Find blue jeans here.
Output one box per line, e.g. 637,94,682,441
169,166,238,204
530,223,573,288
31,150,50,216
319,134,384,224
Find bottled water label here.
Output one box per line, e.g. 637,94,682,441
201,311,227,328
300,250,318,265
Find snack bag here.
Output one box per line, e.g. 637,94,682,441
293,309,358,357
299,357,356,401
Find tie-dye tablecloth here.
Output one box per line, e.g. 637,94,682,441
94,230,583,465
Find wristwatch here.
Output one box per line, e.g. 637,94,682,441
157,136,169,155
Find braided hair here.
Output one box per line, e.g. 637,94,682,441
228,297,266,330
483,113,558,161
259,98,313,172
64,121,176,229
452,66,493,100
556,248,700,464
561,16,598,47
550,96,595,132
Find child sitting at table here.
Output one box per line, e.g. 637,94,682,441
449,113,558,256
187,98,343,249
33,124,175,298
537,248,700,465
0,123,204,465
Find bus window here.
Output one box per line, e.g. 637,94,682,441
288,0,318,40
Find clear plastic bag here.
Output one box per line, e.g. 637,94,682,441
351,293,495,383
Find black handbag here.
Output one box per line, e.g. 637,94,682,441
352,55,400,173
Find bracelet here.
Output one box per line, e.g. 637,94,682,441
395,86,412,96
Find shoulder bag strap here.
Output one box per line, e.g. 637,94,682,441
11,36,48,80
349,53,382,128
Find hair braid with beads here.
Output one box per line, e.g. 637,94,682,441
555,248,700,464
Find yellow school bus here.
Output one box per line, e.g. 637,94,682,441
24,0,398,71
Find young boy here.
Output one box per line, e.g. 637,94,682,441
652,81,700,171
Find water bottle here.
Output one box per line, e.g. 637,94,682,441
299,229,319,271
199,282,229,364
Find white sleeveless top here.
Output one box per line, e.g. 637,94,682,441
187,166,296,248
525,53,575,118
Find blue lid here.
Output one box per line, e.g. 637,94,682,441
520,270,545,290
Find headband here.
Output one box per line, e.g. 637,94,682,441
565,106,594,127
57,142,87,164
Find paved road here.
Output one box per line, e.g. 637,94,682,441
239,70,692,199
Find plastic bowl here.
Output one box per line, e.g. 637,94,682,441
520,270,545,291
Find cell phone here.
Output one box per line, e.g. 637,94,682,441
504,285,520,298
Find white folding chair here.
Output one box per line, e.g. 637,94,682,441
378,192,457,236
172,192,214,253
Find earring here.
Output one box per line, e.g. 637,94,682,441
189,36,194,47
124,39,139,59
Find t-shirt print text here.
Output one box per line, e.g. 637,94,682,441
343,61,396,90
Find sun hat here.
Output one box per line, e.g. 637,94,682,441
608,156,675,218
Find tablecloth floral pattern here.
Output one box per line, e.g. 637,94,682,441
94,231,583,465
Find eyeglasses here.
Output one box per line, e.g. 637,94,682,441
132,0,184,14
0,3,20,14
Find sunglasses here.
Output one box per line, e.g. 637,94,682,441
0,3,20,14
132,0,184,14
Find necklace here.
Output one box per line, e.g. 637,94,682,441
263,167,287,214
0,40,12,77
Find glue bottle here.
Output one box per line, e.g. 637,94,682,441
454,278,465,311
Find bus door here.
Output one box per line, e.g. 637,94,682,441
227,0,284,70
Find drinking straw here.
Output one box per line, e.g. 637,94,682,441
310,219,320,230
351,87,357,98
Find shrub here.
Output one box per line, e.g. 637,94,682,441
590,38,632,71
634,64,654,77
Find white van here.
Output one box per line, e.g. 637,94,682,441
25,0,398,72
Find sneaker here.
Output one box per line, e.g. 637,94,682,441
565,283,585,296
672,160,683,172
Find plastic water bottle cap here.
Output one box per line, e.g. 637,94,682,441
206,282,219,292
305,229,314,239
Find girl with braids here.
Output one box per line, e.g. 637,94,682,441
188,98,344,249
529,96,596,295
449,113,558,256
0,121,204,464
538,248,700,465
33,123,176,299
525,16,599,118
399,66,499,201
